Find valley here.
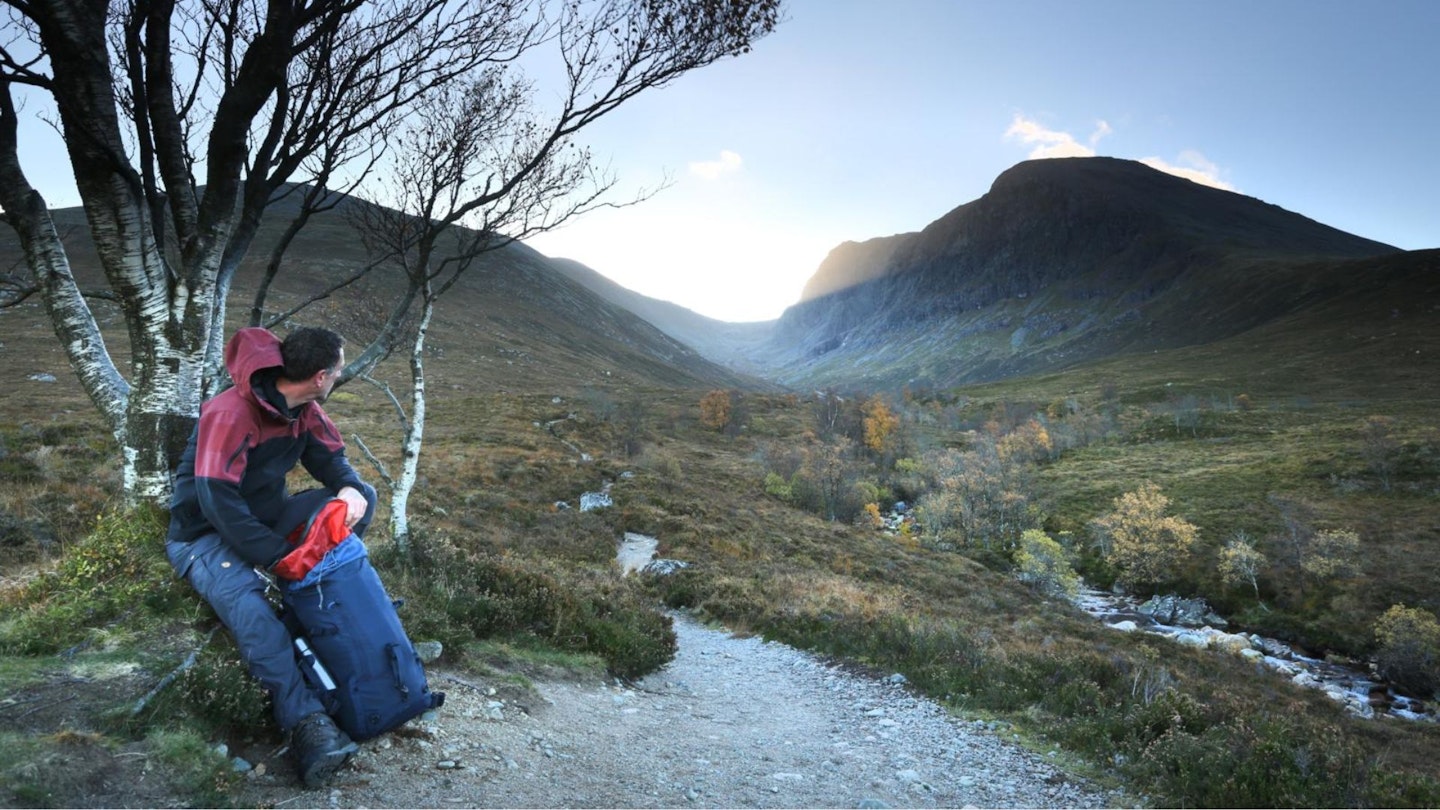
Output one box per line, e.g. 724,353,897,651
2,157,1438,807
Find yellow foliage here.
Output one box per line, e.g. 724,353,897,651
1376,604,1440,650
861,502,883,529
1015,529,1079,598
1090,483,1199,589
997,419,1053,463
1217,533,1266,597
1301,529,1360,582
698,389,731,431
862,396,899,454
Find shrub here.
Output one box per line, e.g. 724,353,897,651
373,541,676,679
0,506,185,655
762,471,793,502
1373,604,1440,697
1014,529,1079,598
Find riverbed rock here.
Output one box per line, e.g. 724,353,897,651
1201,628,1255,655
1137,595,1226,628
1173,632,1209,649
642,559,690,576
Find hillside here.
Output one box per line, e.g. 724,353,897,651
0,197,754,399
546,257,778,381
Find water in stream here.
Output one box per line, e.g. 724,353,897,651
1073,586,1435,723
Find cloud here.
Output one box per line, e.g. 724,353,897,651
688,150,743,180
1004,114,1236,192
1004,114,1111,159
1139,150,1236,191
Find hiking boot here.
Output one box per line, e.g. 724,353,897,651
291,712,358,788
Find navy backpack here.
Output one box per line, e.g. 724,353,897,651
281,536,444,741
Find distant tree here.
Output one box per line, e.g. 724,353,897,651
1374,604,1440,698
1089,483,1199,591
812,389,844,439
1217,530,1266,599
1301,528,1361,585
1014,529,1079,598
915,437,1035,552
862,396,899,456
1360,415,1400,492
794,436,855,522
699,390,733,433
1264,495,1360,599
997,418,1053,464
615,396,649,458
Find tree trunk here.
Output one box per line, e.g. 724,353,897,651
388,280,433,555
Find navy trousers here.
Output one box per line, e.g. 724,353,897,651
166,484,376,732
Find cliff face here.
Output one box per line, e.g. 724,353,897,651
765,157,1400,389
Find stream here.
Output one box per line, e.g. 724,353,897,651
1072,586,1435,722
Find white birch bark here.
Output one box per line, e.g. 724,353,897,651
388,278,434,554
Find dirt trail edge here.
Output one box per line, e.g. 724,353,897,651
238,612,1130,809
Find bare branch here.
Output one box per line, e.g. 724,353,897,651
351,431,395,492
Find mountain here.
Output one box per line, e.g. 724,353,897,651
0,194,755,397
752,157,1411,390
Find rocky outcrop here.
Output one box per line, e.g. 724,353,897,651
1137,594,1227,628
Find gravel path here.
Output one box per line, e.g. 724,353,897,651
236,613,1128,808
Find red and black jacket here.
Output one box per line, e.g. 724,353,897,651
167,328,364,568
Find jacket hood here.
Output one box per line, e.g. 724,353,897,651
224,327,285,408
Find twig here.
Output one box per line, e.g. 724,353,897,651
358,373,410,431
130,626,220,716
17,697,70,719
441,673,490,693
352,433,395,491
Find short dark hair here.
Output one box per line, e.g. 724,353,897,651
281,327,344,380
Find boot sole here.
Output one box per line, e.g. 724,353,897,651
300,741,359,789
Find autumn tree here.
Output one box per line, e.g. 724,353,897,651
997,418,1053,464
1373,604,1440,697
862,395,899,456
1014,529,1079,598
915,433,1035,553
793,435,856,522
0,0,780,503
1265,495,1361,600
1217,530,1266,599
699,390,733,432
1301,528,1361,584
1089,483,1199,591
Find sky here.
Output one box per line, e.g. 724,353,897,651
521,0,1440,322
10,1,1439,323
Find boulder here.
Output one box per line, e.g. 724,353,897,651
1138,594,1226,628
1173,632,1209,649
642,559,690,576
1201,628,1255,655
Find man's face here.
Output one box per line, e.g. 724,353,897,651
316,349,344,404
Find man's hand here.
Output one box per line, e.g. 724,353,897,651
336,486,368,529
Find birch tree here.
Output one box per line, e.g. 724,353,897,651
0,0,779,504
343,1,782,552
